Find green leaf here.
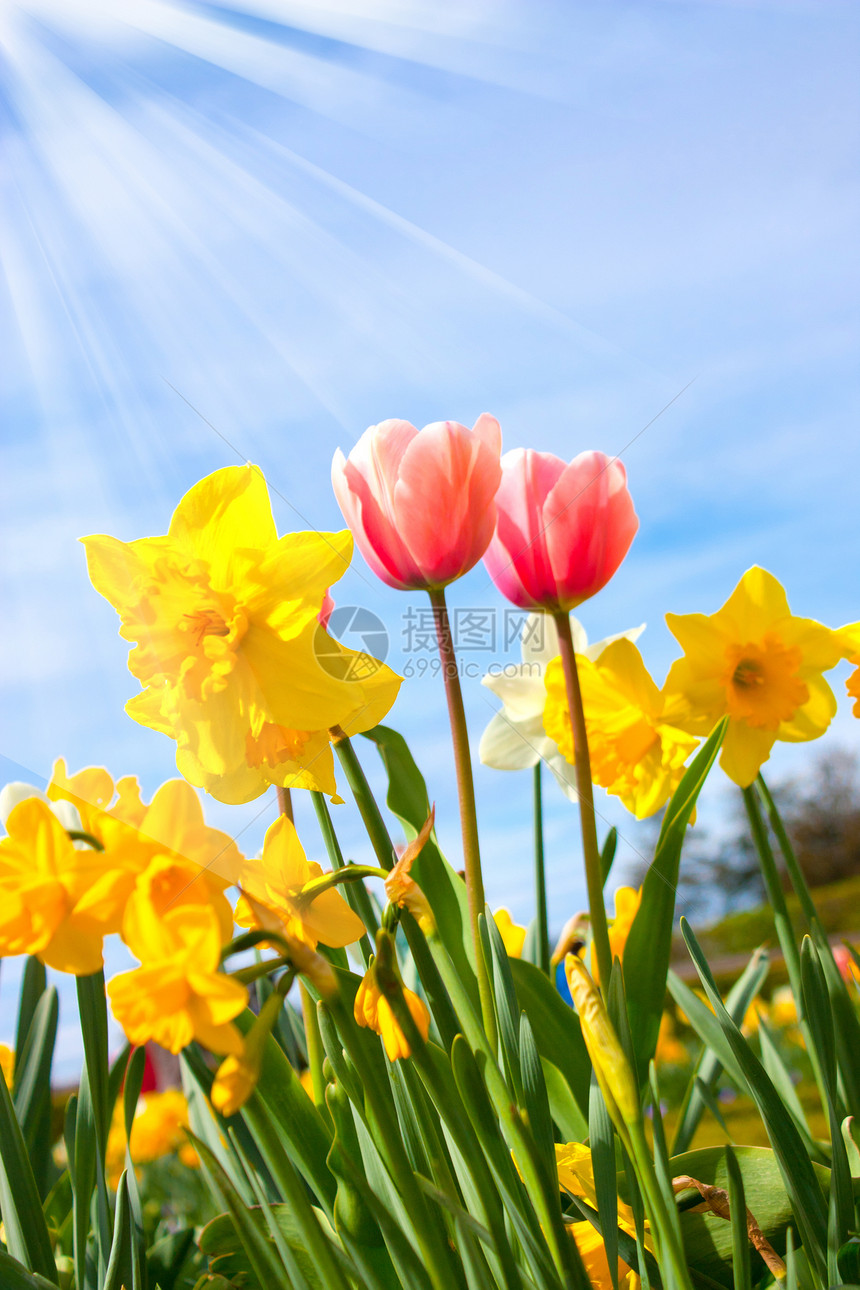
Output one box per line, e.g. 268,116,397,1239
623,719,727,1084
12,985,57,1199
484,912,522,1099
192,1137,291,1290
662,1146,829,1289
145,1230,195,1290
103,1173,141,1290
600,827,618,886
0,1056,57,1281
588,1074,619,1290
508,957,591,1123
13,958,46,1077
519,1013,554,1181
121,1047,148,1284
724,1146,751,1290
0,1250,58,1290
363,725,477,1000
671,946,769,1155
234,1008,337,1214
680,919,829,1280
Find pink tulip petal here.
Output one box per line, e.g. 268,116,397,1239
543,453,638,608
483,449,567,609
393,419,501,585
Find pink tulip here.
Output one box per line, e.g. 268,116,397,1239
332,415,502,590
483,448,638,611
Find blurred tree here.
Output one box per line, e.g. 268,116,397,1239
625,748,860,922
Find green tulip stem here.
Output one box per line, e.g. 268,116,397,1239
553,611,613,990
427,586,497,1051
533,762,550,973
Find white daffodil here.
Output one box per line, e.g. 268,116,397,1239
0,782,82,834
479,614,645,800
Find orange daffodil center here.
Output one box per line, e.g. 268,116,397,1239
722,635,807,730
81,464,401,805
543,638,699,819
663,567,843,786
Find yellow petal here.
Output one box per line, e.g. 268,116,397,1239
777,673,837,742
594,639,661,717
167,465,278,586
719,721,777,787
715,566,791,639
664,612,728,675
303,887,366,949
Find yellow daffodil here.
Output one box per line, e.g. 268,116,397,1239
81,465,401,804
354,967,430,1061
662,567,842,787
552,891,640,982
480,612,645,800
0,799,135,974
838,622,860,716
108,903,247,1055
769,985,798,1028
654,1013,687,1067
107,1090,197,1186
493,908,526,958
46,762,242,941
543,639,699,819
572,1220,638,1290
555,1142,644,1287
235,814,365,950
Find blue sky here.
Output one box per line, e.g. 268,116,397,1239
1,0,858,1074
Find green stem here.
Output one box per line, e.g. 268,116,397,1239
300,981,328,1113
299,864,387,902
755,774,817,928
742,786,827,1105
311,788,376,962
533,762,550,974
627,1120,695,1290
331,734,397,870
553,611,613,990
741,786,803,996
427,587,497,1051
327,994,465,1290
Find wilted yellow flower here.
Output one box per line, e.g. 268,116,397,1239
235,815,364,950
81,465,401,804
108,904,247,1055
544,639,699,819
0,1046,14,1088
662,567,842,787
493,908,526,958
385,811,435,929
354,966,430,1061
0,799,133,974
